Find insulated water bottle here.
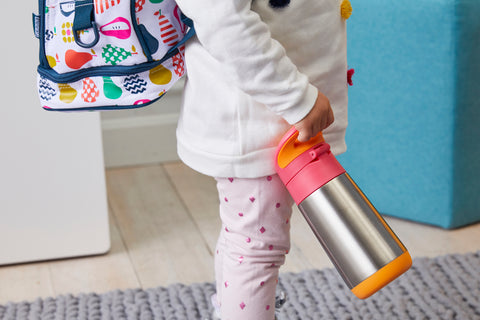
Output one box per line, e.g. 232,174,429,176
275,127,412,299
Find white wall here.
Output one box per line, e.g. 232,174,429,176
0,2,110,265
100,81,183,168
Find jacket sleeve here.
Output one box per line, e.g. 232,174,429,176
175,0,318,124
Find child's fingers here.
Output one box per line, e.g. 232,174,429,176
296,129,311,142
296,111,334,143
294,90,334,142
295,123,305,142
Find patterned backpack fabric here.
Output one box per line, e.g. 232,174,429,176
33,0,194,111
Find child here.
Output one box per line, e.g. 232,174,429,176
174,0,348,319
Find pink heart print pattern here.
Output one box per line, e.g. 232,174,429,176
82,78,100,102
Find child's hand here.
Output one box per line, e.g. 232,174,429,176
294,91,334,142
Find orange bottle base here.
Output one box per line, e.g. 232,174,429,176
351,251,412,299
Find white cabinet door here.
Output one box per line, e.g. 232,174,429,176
0,2,110,265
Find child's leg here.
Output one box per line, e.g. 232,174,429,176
213,227,226,316
214,175,293,320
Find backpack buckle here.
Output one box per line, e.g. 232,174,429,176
74,20,100,48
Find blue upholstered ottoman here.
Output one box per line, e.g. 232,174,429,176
337,0,480,228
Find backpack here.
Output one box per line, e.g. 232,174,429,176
33,0,194,112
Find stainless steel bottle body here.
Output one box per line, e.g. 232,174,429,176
298,173,407,290
275,128,411,298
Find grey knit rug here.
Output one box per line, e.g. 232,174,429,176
1,252,480,320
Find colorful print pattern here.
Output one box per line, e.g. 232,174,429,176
95,0,121,14
39,52,182,110
39,0,187,110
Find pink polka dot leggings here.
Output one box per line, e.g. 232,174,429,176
214,174,293,320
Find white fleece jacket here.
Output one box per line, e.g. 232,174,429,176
175,0,348,178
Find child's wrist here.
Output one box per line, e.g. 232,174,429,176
282,84,318,125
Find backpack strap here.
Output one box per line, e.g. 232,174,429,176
73,0,100,48
176,14,195,48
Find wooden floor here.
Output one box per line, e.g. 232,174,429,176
1,162,480,305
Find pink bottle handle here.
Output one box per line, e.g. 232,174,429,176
275,127,345,204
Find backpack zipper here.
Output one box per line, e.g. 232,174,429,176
38,47,179,83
